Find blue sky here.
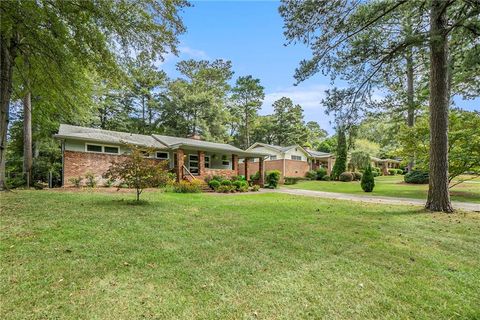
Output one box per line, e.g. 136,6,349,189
160,1,479,134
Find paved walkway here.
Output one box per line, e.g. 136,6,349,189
276,188,480,212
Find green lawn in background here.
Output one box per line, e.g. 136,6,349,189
1,190,479,319
284,175,480,203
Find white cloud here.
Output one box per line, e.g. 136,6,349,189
179,46,209,60
261,84,336,133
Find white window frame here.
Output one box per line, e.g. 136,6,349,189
291,155,302,161
270,155,277,160
221,155,230,166
205,155,210,168
85,143,119,154
189,154,199,175
156,151,169,160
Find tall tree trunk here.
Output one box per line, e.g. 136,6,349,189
23,91,32,188
425,0,453,213
406,48,415,172
245,109,250,149
141,95,145,134
0,34,18,191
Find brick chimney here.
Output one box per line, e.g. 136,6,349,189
187,133,202,140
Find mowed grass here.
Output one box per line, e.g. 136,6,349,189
1,190,480,319
284,175,480,203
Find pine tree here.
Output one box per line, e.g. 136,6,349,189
361,164,375,192
331,128,347,180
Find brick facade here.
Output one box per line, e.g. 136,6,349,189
63,150,164,187
238,159,310,182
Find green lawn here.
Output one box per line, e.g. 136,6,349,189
284,175,480,203
1,190,480,319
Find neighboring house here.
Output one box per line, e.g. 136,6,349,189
239,143,335,181
54,124,268,186
371,157,401,175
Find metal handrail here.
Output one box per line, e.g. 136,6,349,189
182,165,196,180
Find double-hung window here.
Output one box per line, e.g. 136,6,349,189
291,155,302,161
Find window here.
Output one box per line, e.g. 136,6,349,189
205,155,210,168
86,144,102,153
221,155,230,166
189,154,199,174
291,155,302,161
104,146,119,154
141,151,150,157
156,152,169,160
270,155,277,160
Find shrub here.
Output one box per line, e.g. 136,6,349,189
250,184,260,192
232,180,248,190
212,175,225,182
208,179,221,190
217,185,235,193
339,172,354,182
6,175,26,189
231,175,246,182
250,171,260,182
284,177,302,185
305,170,317,180
221,180,232,186
237,183,249,192
85,172,97,188
352,172,363,181
265,170,281,188
322,175,331,181
361,164,375,192
372,171,380,177
404,170,429,184
373,166,381,173
396,169,404,175
316,167,327,180
69,176,83,188
104,177,115,187
172,180,202,193
388,168,397,175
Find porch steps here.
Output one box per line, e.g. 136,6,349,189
182,176,214,193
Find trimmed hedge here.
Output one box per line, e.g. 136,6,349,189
404,170,429,184
266,170,281,188
339,172,354,182
208,179,221,190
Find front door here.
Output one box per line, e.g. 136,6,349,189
188,154,199,175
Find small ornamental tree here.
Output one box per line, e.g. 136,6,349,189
350,151,371,172
361,164,375,192
104,145,169,201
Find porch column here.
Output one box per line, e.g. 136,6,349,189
232,154,239,175
327,157,334,175
258,157,265,187
198,150,205,177
176,149,184,182
382,161,388,176
244,157,250,181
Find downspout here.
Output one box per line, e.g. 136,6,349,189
282,152,286,182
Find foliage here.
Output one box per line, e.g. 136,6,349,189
232,180,248,191
230,75,265,148
284,177,303,185
316,168,327,180
322,175,331,181
398,110,480,183
388,169,397,176
305,121,328,149
103,178,115,188
161,59,233,141
69,176,83,188
317,136,337,153
208,179,221,191
217,185,235,193
331,128,347,180
85,172,97,188
352,139,381,158
350,151,371,171
250,171,260,182
171,180,203,193
352,172,363,181
361,165,375,192
272,97,306,146
404,170,429,185
104,145,169,201
265,170,281,189
396,169,404,175
339,172,354,182
221,180,232,186
250,184,261,192
305,170,317,180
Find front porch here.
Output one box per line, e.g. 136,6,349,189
174,148,267,186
